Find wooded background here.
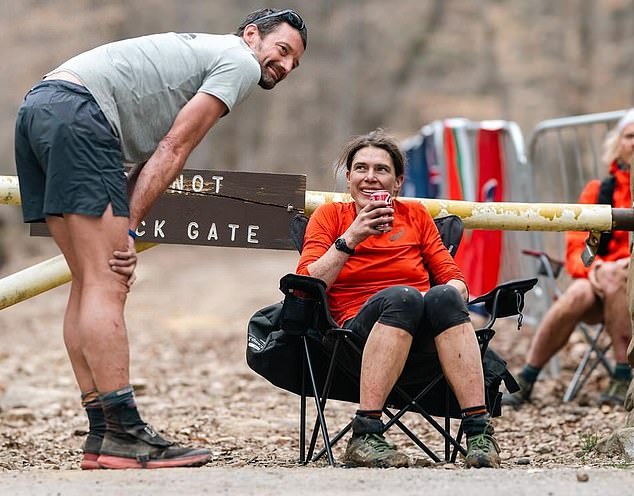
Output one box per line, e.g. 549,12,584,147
2,0,634,195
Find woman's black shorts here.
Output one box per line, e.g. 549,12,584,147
342,284,471,384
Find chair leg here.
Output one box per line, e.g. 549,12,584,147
302,337,335,466
579,324,613,373
445,415,451,462
312,421,353,462
563,325,613,402
307,339,341,462
383,410,441,463
299,351,307,464
383,380,466,459
450,423,464,463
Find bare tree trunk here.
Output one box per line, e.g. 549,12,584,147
392,0,445,85
477,0,511,116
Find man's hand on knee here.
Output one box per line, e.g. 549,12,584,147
109,236,137,289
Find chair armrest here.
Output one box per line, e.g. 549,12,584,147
325,328,355,338
279,273,341,333
469,277,538,319
280,273,327,297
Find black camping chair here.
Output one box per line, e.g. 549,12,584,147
247,213,537,465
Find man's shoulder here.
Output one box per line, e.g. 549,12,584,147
198,34,260,77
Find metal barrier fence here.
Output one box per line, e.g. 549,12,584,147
527,109,628,261
400,110,631,328
525,109,629,323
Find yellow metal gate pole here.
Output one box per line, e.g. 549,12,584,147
0,175,20,205
0,243,156,310
1,176,634,310
305,192,634,232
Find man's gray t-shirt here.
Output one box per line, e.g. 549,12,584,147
48,33,261,164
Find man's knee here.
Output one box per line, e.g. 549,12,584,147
599,263,628,297
559,279,596,308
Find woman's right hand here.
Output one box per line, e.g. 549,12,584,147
345,201,395,246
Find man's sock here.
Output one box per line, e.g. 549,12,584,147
519,364,541,384
99,385,145,435
81,389,106,452
613,362,632,381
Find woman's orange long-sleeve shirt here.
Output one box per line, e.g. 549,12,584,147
296,200,465,325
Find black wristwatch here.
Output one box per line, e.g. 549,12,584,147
335,237,355,255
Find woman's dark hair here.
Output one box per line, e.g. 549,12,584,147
235,8,308,49
335,129,406,177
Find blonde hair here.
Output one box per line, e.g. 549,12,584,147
601,127,621,166
602,109,634,166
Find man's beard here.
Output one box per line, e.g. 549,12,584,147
258,74,276,90
258,63,283,90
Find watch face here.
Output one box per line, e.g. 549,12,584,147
335,237,354,254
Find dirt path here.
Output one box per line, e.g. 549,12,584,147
0,243,631,480
3,467,634,496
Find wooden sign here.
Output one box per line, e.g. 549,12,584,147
31,169,306,250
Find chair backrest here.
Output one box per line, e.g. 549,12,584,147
289,212,464,256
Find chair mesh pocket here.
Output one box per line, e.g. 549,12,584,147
281,293,317,335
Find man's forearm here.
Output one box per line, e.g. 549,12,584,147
128,141,186,229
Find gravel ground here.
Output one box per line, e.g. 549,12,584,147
0,240,631,474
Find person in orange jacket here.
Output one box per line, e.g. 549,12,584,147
505,110,634,408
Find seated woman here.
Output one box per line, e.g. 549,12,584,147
504,110,633,408
296,129,500,469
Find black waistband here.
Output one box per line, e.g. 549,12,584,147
26,78,93,99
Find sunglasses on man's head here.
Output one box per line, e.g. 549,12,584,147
256,9,305,32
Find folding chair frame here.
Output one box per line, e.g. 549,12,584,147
562,322,613,402
281,273,536,466
522,249,614,402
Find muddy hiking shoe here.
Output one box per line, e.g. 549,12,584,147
96,424,211,469
342,414,409,468
343,432,409,468
599,377,629,407
465,431,501,469
80,432,104,470
500,374,533,409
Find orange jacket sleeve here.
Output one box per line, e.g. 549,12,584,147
565,180,600,279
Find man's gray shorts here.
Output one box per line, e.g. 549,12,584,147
14,79,129,223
